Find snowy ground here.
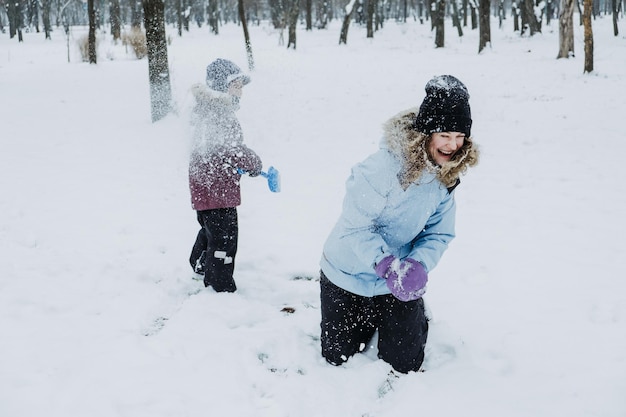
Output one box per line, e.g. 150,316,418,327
1,15,625,417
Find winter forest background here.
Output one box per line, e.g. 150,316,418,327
2,0,624,46
1,0,626,414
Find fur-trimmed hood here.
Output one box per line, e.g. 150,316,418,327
383,107,479,189
191,83,236,108
189,83,244,152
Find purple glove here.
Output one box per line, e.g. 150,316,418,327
375,255,428,302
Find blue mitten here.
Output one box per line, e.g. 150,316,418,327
375,255,428,302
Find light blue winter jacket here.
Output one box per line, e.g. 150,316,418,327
320,110,458,298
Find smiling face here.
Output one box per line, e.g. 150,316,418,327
428,132,466,166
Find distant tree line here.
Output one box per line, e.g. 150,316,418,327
1,0,617,117
1,0,621,42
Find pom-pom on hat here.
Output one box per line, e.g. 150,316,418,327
205,58,251,93
414,75,472,138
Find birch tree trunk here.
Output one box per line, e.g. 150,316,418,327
557,0,575,58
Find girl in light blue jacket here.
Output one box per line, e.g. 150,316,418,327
320,75,479,373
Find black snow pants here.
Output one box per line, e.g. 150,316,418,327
189,208,238,292
319,271,429,374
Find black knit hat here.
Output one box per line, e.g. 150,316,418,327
205,58,251,93
414,75,472,137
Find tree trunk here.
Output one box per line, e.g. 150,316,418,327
478,0,490,52
434,0,445,48
583,0,593,73
110,0,122,41
8,0,18,39
469,0,477,29
524,0,541,34
452,0,463,37
143,0,172,122
339,0,358,44
430,0,436,29
462,0,468,26
28,0,39,32
287,0,300,48
132,0,143,28
88,0,97,63
366,0,376,37
612,0,619,36
317,0,329,28
208,0,219,34
177,0,183,36
404,0,408,22
305,0,312,29
238,0,255,68
42,0,52,39
182,0,190,31
416,0,426,25
557,0,575,58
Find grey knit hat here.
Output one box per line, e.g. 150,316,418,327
205,58,251,93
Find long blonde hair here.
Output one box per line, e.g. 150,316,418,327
384,109,480,190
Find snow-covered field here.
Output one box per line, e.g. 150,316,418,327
1,15,625,417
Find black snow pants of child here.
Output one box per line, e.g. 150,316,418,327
189,208,238,292
319,271,429,374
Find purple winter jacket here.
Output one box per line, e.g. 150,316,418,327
188,84,262,211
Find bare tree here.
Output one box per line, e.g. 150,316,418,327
110,0,122,41
132,0,143,28
208,0,219,34
468,0,478,29
143,0,172,122
512,1,520,31
583,0,593,72
287,0,300,48
316,0,329,28
557,0,575,58
305,0,312,29
478,0,490,52
42,0,52,39
612,0,620,36
522,0,541,35
366,0,376,38
238,0,255,68
339,0,358,44
451,0,463,37
8,0,24,41
88,0,97,63
176,0,183,36
434,0,445,48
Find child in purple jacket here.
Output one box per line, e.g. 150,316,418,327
188,59,262,292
